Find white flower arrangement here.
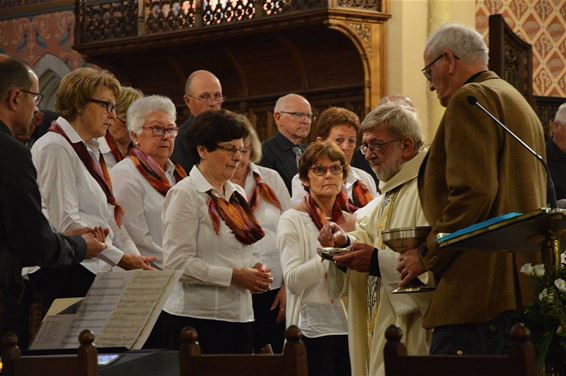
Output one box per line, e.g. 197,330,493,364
521,252,566,374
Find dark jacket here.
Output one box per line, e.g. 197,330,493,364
0,122,86,302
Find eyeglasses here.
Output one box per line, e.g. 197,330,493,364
310,164,344,176
280,111,315,122
143,126,178,137
21,89,43,106
359,139,401,155
421,53,460,81
216,144,248,156
116,116,127,123
421,54,446,81
87,98,116,114
188,94,225,105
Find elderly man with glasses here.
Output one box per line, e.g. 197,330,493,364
260,93,313,193
171,70,224,173
399,24,546,355
318,102,432,376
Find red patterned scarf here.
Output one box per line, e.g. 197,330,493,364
104,132,130,164
248,172,282,212
207,190,265,245
351,180,373,208
49,123,125,226
129,148,187,197
303,194,344,231
334,180,374,213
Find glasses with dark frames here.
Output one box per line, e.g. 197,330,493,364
421,53,460,81
21,89,43,106
87,98,116,114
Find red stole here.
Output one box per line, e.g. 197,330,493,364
49,123,124,226
129,148,187,197
303,194,344,231
207,190,265,245
248,172,282,212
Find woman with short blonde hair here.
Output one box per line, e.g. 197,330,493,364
29,68,154,314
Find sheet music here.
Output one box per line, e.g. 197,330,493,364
96,271,177,348
30,270,180,350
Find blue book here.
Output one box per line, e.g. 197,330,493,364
437,212,523,243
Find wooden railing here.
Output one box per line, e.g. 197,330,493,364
74,0,383,44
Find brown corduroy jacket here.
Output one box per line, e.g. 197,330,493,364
418,71,546,329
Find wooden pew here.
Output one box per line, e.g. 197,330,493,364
179,325,308,376
1,329,98,376
383,323,536,376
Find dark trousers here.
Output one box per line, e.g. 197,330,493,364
1,280,34,349
302,334,351,376
160,311,253,354
430,323,490,355
29,264,95,316
252,288,285,353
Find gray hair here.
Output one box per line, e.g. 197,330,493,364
555,103,566,125
127,95,176,135
184,70,220,95
426,24,489,66
274,93,308,113
361,102,423,149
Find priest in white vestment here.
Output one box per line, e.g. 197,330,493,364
320,102,432,376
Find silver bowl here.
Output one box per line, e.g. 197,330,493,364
317,247,349,261
381,226,431,253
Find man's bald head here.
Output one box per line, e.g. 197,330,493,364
273,93,312,145
183,70,223,116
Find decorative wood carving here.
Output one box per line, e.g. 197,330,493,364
80,0,137,43
146,0,197,33
337,0,379,11
347,22,372,54
489,14,533,102
74,0,385,42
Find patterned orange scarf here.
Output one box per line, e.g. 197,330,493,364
248,172,282,212
351,180,373,208
334,180,374,213
303,194,344,231
129,148,187,197
207,190,265,245
104,131,130,164
49,123,124,226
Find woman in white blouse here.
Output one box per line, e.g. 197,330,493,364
100,86,143,168
277,141,356,376
110,95,185,270
230,121,291,353
291,107,378,211
29,68,154,313
161,109,272,353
